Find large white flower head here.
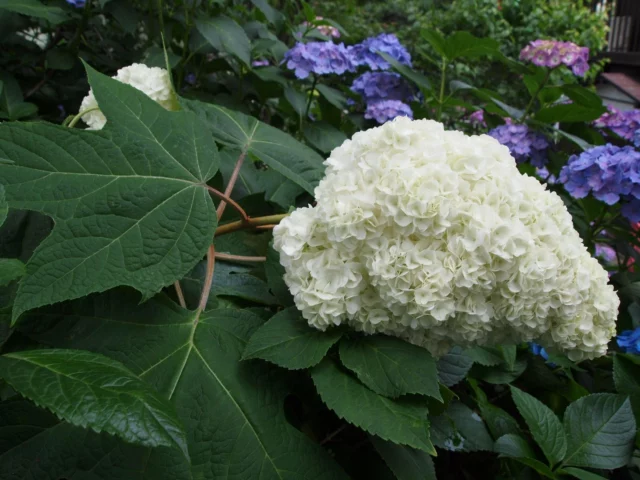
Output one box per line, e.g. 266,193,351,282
79,63,176,130
273,117,619,361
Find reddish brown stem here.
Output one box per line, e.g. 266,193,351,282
216,149,247,220
205,185,249,222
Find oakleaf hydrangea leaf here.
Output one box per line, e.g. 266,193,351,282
0,64,219,323
0,349,189,457
18,292,348,479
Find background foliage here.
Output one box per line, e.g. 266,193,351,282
1,0,639,479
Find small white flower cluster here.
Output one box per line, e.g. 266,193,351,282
273,117,619,360
79,63,176,130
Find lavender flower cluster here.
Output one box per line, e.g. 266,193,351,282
595,106,640,142
348,33,412,71
350,72,415,103
488,123,549,167
559,144,640,222
364,100,413,123
284,42,354,79
520,40,589,77
66,0,85,6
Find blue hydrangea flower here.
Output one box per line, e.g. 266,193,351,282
185,73,196,85
348,33,412,70
351,72,415,104
595,106,640,142
66,0,85,7
364,100,413,124
535,167,557,184
558,144,640,222
529,342,550,360
488,123,549,167
284,42,354,79
617,328,640,354
634,129,640,148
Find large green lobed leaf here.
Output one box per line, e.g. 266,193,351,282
0,349,188,457
0,65,219,322
181,98,325,195
9,292,347,479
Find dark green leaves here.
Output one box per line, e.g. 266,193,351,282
421,30,500,61
0,258,25,286
379,52,432,92
437,347,473,387
0,0,67,24
182,98,325,195
371,436,436,480
339,335,441,400
242,307,343,369
0,349,188,456
511,386,566,466
563,394,635,469
0,65,218,322
304,121,347,153
195,16,251,65
0,185,6,227
312,359,435,453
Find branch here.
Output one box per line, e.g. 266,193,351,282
174,281,186,308
205,185,249,222
216,149,247,220
215,252,266,263
198,244,216,314
214,214,289,237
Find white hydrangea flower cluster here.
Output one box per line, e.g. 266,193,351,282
273,117,619,360
79,63,176,130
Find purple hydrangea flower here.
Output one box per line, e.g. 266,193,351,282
252,59,269,67
364,100,413,124
559,144,640,222
284,42,355,79
634,129,640,148
529,342,550,360
185,73,196,85
351,72,415,103
595,106,640,142
348,33,412,71
595,243,618,264
66,0,85,7
468,109,486,128
488,123,549,167
617,328,640,354
535,166,557,184
520,40,589,77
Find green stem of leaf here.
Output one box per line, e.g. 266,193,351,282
522,69,551,121
215,213,289,237
198,244,215,313
437,59,447,122
68,106,101,128
174,281,186,308
304,75,318,126
215,252,266,263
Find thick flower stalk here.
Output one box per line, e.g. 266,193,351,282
364,100,413,124
488,123,549,167
559,144,640,222
273,118,618,360
348,33,412,70
79,64,177,130
520,40,590,77
284,42,354,79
